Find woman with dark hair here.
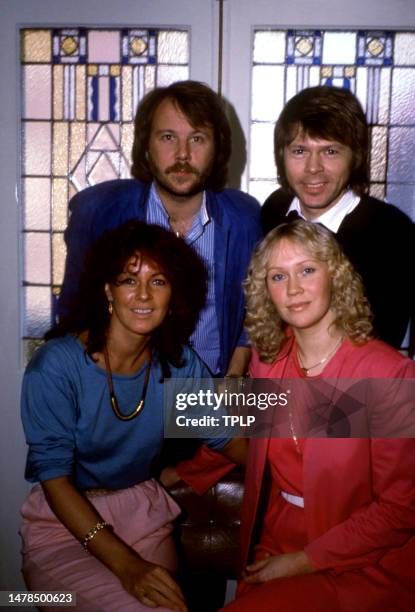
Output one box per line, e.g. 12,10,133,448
223,220,415,611
20,221,244,611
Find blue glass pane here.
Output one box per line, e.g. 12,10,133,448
390,68,415,125
387,127,415,182
386,184,415,222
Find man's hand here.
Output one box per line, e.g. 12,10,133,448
243,551,314,584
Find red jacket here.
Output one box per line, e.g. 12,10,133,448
241,338,415,610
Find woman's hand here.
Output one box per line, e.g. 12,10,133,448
242,551,314,584
42,477,187,609
159,466,181,488
119,555,187,610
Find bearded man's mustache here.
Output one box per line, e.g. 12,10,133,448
166,163,199,175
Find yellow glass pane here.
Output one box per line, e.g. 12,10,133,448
122,123,134,170
69,183,77,201
122,66,133,121
69,122,87,192
370,126,387,182
52,179,68,231
110,65,121,77
52,233,66,286
76,66,86,120
53,65,64,120
21,29,51,63
369,183,385,200
70,121,87,173
53,122,69,176
145,65,156,94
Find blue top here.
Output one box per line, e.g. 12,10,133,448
21,335,228,490
57,179,263,375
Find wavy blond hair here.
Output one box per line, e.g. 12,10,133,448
244,220,373,363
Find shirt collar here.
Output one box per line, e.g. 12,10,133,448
150,182,209,227
288,190,360,233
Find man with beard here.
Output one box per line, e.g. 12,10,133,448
58,80,262,376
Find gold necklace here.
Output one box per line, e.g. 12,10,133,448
288,408,301,454
297,336,343,376
103,344,151,421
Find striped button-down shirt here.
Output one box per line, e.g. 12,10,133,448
147,183,221,373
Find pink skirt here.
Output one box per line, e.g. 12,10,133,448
20,480,181,611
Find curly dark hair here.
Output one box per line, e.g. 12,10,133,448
131,80,231,191
275,86,369,197
46,221,208,377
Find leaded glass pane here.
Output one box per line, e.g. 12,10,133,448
322,32,356,65
390,68,415,124
24,233,51,285
388,127,415,182
24,178,51,230
24,286,51,337
249,29,415,224
252,65,284,121
21,27,190,341
253,31,285,64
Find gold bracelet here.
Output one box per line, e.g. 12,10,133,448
82,520,111,552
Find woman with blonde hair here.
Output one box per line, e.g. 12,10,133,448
224,219,415,611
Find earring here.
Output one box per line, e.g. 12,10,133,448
108,301,113,315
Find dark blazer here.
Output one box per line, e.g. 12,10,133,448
261,189,415,349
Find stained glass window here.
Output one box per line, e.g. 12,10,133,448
249,29,415,224
21,27,189,357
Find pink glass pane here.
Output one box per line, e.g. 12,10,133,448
23,65,51,119
88,31,120,63
23,122,51,176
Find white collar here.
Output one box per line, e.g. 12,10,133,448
288,190,360,233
